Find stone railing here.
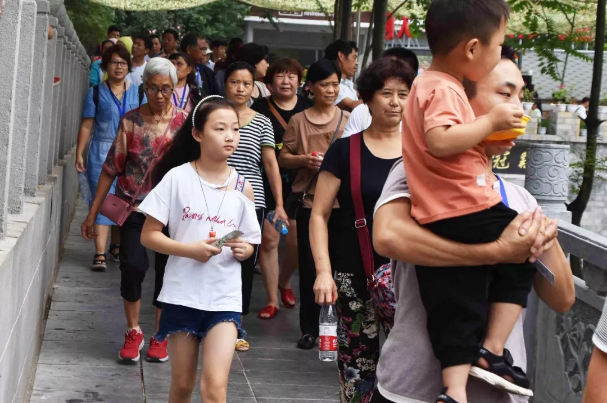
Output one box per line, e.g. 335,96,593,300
524,142,606,403
0,1,88,402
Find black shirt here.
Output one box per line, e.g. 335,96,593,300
251,95,312,158
320,133,399,274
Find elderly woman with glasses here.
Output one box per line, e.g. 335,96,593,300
77,44,140,271
81,58,189,365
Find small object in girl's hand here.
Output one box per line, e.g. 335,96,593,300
212,230,244,248
312,151,318,157
209,231,216,238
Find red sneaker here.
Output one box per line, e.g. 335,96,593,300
118,328,144,362
146,336,169,362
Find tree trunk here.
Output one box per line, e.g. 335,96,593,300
567,0,606,226
362,4,375,67
334,0,343,42
372,0,388,60
340,0,353,40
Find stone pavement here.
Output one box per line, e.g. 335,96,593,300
29,201,339,402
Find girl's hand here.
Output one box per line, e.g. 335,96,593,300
189,238,222,263
76,155,86,173
224,238,251,261
81,214,98,240
314,272,337,305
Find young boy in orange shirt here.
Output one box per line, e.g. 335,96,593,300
401,1,534,402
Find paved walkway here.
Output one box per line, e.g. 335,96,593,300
30,201,339,402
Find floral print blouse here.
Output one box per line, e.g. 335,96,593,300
102,107,188,202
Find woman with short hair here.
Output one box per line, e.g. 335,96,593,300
77,44,139,271
252,58,311,318
278,59,349,350
81,58,189,365
310,56,414,403
236,43,271,106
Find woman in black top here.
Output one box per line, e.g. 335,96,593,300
310,58,415,403
251,58,311,319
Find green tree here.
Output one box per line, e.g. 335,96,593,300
65,0,116,49
114,0,250,40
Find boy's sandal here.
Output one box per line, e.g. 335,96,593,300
235,339,250,351
279,286,296,308
469,347,533,397
91,253,107,272
436,388,461,403
258,305,278,320
109,244,120,262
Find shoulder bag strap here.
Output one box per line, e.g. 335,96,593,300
350,132,375,282
266,96,289,130
302,110,344,196
128,107,176,205
93,84,100,109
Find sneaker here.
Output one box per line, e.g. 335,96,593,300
118,328,144,363
146,336,168,362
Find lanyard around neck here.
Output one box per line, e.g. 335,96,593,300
107,80,127,117
495,174,509,208
172,85,188,109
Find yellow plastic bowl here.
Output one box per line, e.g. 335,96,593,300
487,115,530,141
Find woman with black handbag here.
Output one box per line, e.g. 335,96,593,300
309,57,414,402
278,59,349,350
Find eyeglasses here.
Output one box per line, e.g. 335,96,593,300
109,60,128,67
263,55,270,62
146,87,174,96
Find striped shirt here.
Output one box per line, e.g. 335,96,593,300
228,113,275,208
593,299,607,353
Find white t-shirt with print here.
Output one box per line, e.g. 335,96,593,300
138,163,262,312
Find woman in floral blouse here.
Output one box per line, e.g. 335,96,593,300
81,58,188,365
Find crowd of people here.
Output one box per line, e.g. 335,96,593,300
74,1,607,402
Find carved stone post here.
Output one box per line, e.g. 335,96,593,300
524,142,572,222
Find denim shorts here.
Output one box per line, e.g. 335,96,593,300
155,303,246,342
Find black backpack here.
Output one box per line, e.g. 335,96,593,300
92,84,145,110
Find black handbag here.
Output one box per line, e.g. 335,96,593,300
284,110,344,220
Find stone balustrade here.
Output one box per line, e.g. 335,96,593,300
524,142,606,403
0,1,88,402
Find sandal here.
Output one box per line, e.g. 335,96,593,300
469,347,533,397
279,286,296,308
91,253,107,272
109,244,120,263
436,388,461,403
258,305,278,320
235,339,250,351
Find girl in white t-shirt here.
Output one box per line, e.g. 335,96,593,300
139,96,262,402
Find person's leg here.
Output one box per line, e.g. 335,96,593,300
167,333,199,403
94,225,110,254
335,272,381,403
278,219,298,290
259,220,280,310
297,209,319,343
109,225,121,261
200,322,238,403
118,213,150,361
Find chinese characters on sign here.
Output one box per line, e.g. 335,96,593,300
491,144,527,175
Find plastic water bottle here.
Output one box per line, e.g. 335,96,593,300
78,172,92,202
266,210,288,235
319,304,338,362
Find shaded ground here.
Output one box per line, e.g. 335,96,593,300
30,201,339,402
